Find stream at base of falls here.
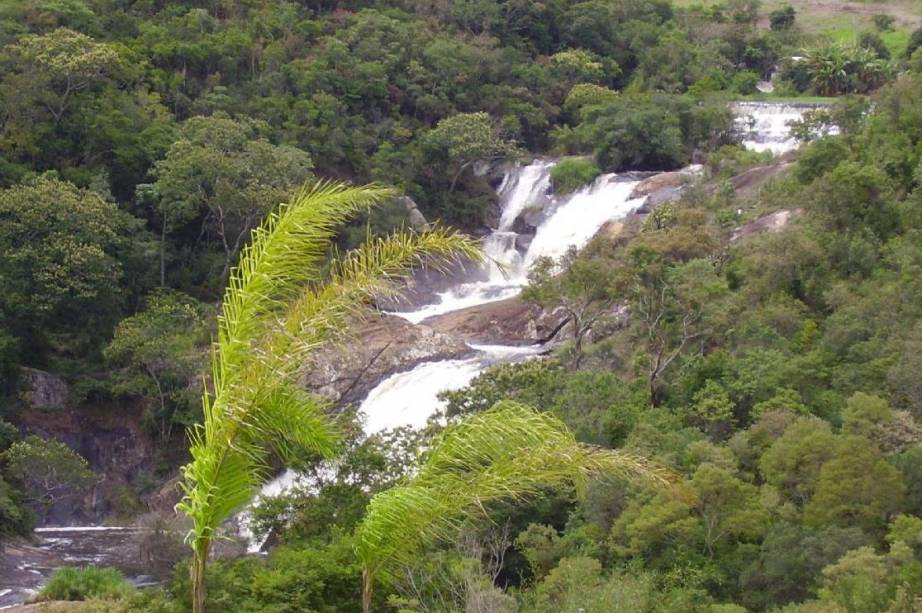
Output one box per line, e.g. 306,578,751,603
0,101,819,606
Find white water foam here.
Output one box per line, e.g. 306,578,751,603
358,343,543,434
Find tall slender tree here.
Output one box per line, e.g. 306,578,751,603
355,401,681,613
176,182,481,613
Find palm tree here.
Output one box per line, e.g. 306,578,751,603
354,401,682,613
176,181,481,613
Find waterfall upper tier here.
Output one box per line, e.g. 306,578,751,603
732,101,835,155
392,161,647,323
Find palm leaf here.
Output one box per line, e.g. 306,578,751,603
354,401,682,596
175,182,482,611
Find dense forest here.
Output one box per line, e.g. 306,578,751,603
1,0,922,611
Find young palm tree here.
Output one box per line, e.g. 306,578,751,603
176,181,481,613
354,401,682,613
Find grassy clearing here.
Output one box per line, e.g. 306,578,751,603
675,0,921,45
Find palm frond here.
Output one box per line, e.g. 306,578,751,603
218,181,393,382
177,183,484,566
355,401,680,583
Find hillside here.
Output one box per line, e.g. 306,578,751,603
1,0,921,611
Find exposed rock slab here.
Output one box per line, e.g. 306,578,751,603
730,161,793,198
20,368,68,410
302,312,470,406
630,171,688,199
731,208,801,242
424,296,570,345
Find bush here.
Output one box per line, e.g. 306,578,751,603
36,567,135,602
907,26,922,58
769,6,795,31
550,158,601,194
872,14,895,32
732,70,760,95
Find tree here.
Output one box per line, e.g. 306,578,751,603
150,114,314,284
690,463,766,556
423,112,517,193
354,402,677,613
176,182,481,613
575,97,686,171
0,176,141,362
804,436,905,534
689,381,736,439
760,417,839,506
628,253,727,406
523,249,621,367
2,28,120,126
104,290,209,442
2,435,94,521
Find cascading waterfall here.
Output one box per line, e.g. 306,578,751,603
392,162,646,323
241,164,648,546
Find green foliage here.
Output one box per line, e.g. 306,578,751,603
176,181,481,609
562,83,619,120
355,402,676,602
104,290,208,441
0,176,144,363
769,7,796,32
150,113,314,284
36,566,134,602
2,435,94,520
549,157,601,195
802,42,892,96
423,112,517,192
169,538,363,613
804,437,905,535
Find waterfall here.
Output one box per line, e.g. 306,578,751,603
392,161,645,323
242,104,815,548
359,344,544,433
732,101,836,155
240,161,647,547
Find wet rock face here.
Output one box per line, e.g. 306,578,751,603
20,368,68,410
15,406,155,525
396,194,428,230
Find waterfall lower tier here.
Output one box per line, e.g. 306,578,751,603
359,344,544,433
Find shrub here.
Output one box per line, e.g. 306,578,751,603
732,70,760,95
769,6,795,31
873,14,895,32
36,567,135,602
550,158,601,194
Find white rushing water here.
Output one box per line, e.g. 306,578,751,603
393,162,646,323
359,343,544,433
732,101,835,155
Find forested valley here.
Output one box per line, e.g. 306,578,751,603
1,0,922,611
